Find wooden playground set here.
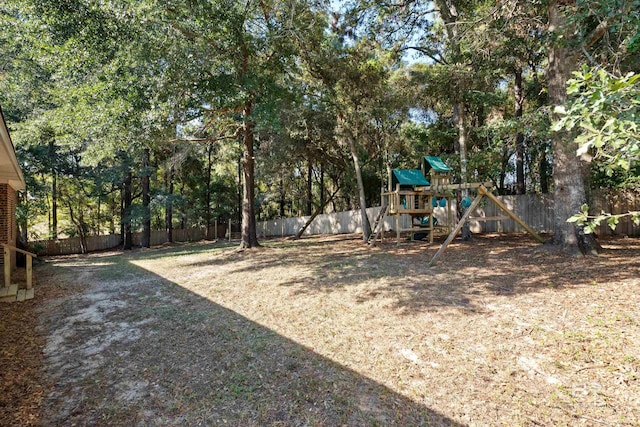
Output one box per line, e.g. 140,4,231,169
367,156,545,266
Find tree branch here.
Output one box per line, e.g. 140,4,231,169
569,19,608,63
170,131,241,144
166,15,226,56
400,46,447,64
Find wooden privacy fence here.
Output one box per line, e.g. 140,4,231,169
28,190,640,256
30,227,222,256
258,190,640,238
589,189,640,236
465,194,555,234
32,234,122,256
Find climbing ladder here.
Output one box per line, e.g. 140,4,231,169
367,204,389,245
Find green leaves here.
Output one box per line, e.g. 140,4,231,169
558,66,640,232
553,66,640,173
567,203,640,234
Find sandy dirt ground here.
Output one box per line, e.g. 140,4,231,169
1,233,639,426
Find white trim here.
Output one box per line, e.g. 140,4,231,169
0,107,25,191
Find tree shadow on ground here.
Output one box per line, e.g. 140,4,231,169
124,240,236,260
165,233,640,315
175,235,392,280
384,234,640,314
37,256,463,426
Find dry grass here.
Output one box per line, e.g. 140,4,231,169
0,261,82,426
0,286,44,426
2,233,639,426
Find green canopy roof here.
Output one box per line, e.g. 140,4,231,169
423,156,451,173
392,169,430,187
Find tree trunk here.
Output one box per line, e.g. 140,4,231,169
239,101,259,248
540,144,550,194
123,170,133,250
119,187,125,245
436,0,472,241
279,174,286,217
433,0,468,183
330,173,341,213
547,0,598,255
76,211,87,254
514,67,526,194
205,143,214,240
17,193,27,245
51,172,58,240
237,137,243,226
386,158,393,192
66,194,87,254
141,148,151,248
179,181,186,229
306,160,313,216
109,194,116,235
454,103,472,241
166,148,175,243
347,137,371,242
454,102,469,185
96,197,101,235
498,145,509,194
319,164,325,211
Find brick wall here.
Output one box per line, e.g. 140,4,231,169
0,183,17,269
0,184,7,244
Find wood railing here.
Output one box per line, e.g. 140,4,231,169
384,190,433,215
3,244,37,289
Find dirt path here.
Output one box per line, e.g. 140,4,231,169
38,255,164,425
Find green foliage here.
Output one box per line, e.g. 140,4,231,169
554,68,639,232
567,0,640,72
4,0,639,244
568,203,640,234
553,66,640,174
590,160,640,190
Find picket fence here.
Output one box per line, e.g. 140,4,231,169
30,190,639,256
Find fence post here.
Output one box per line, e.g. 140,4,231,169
26,255,33,289
4,245,10,287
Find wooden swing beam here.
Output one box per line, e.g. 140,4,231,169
427,185,545,267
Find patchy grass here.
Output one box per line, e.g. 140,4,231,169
2,233,639,426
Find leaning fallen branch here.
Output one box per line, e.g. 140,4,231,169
293,186,342,240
